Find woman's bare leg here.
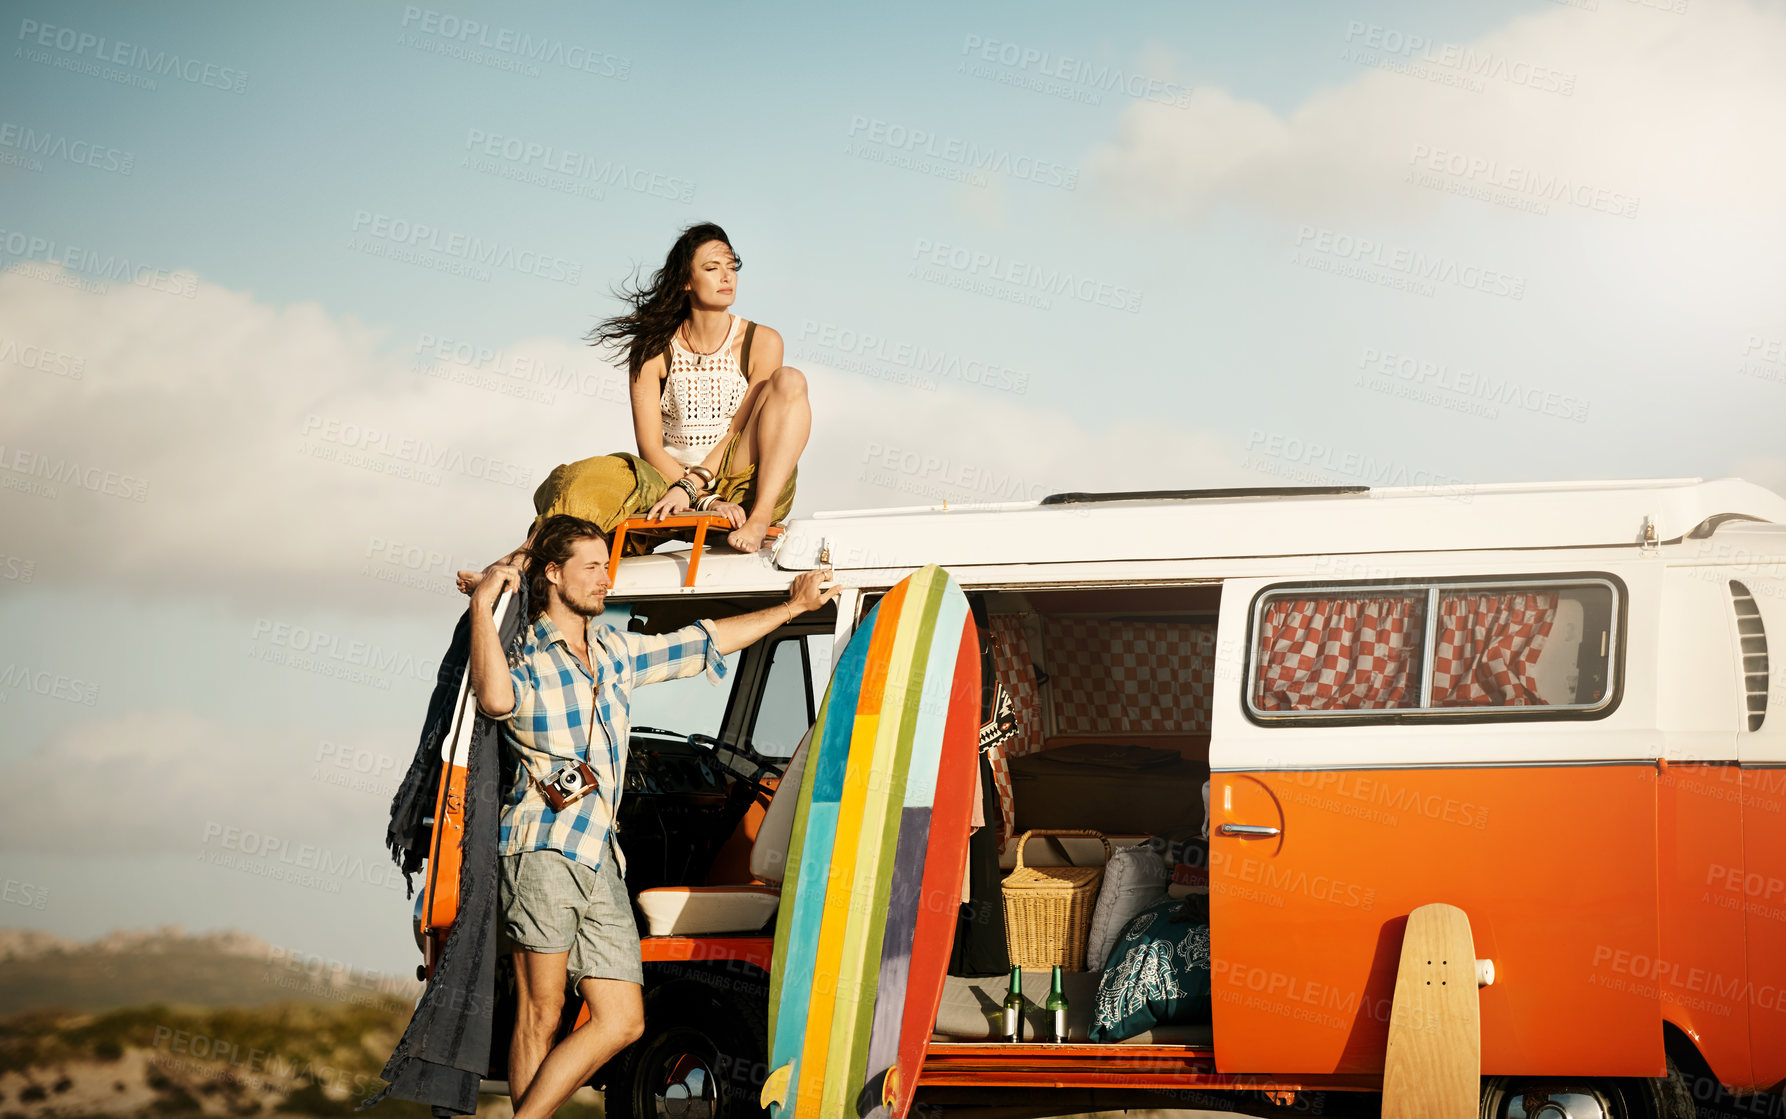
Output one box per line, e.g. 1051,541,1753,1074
727,365,810,553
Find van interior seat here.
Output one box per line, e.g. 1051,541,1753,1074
638,735,1209,935
635,738,808,937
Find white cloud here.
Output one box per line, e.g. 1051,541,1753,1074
1083,0,1786,490
1090,0,1786,224
0,710,405,856
0,267,1242,613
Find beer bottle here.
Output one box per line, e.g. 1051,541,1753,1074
1046,965,1069,1043
1002,966,1024,1043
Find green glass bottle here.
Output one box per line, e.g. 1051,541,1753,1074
1002,965,1024,1043
1046,965,1069,1044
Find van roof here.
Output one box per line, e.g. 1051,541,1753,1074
603,477,1786,595
771,476,1786,571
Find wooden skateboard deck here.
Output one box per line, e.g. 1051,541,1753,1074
763,566,979,1119
1382,902,1481,1119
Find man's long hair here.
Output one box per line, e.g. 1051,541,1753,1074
585,222,737,380
523,515,611,619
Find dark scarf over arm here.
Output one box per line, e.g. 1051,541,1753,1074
364,590,525,1115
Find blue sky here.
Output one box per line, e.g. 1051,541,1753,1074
2,0,1783,976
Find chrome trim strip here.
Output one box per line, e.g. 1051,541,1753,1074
1418,586,1438,708
1210,758,1659,773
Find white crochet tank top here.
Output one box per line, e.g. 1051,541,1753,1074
661,315,749,468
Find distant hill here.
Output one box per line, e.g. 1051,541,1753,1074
0,932,607,1119
0,928,422,1016
0,998,614,1119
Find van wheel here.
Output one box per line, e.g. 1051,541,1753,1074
1479,1059,1692,1119
605,981,767,1119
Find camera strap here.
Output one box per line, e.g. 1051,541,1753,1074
509,628,610,801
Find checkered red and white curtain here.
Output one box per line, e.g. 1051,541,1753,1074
1254,596,1424,711
1044,618,1216,734
1430,592,1557,706
985,614,1043,846
988,615,1044,757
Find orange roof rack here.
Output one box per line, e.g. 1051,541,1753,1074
607,514,785,588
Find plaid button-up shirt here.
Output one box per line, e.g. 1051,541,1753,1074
496,613,727,873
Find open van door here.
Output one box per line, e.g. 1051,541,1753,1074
1207,571,1666,1078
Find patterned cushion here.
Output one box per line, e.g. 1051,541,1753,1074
1088,895,1212,1043
1083,845,1169,970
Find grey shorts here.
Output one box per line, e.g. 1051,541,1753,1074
499,845,643,987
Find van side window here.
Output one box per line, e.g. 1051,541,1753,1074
750,637,817,759
1253,593,1428,711
1248,578,1619,721
1433,586,1613,708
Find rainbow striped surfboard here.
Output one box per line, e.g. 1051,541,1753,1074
761,565,980,1119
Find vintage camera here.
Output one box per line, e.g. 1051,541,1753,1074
532,760,599,813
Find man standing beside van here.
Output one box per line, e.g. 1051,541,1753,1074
466,513,836,1119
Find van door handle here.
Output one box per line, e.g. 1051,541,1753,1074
1219,824,1281,838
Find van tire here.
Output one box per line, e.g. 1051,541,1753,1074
604,980,768,1119
1477,1057,1696,1119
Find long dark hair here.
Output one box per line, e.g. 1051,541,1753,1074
523,514,610,618
586,222,739,380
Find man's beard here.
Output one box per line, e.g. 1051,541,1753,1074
560,588,606,618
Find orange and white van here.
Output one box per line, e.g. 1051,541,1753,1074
416,476,1786,1119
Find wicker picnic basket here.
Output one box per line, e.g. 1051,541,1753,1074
1001,829,1112,971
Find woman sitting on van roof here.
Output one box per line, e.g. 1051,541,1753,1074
459,222,811,593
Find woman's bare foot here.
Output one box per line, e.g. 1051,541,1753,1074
457,547,527,595
727,519,771,553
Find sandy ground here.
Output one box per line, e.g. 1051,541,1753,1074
0,1044,1245,1119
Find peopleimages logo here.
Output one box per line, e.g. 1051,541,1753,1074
0,442,150,502
247,617,437,689
958,34,1194,108
1341,21,1575,95
1407,144,1640,219
349,211,583,285
15,18,248,92
398,7,629,79
0,336,84,380
1292,225,1526,301
412,333,627,407
910,239,1143,313
0,228,197,298
1357,346,1590,423
298,414,533,488
0,123,134,174
797,320,1032,394
462,128,694,203
199,821,407,893
1242,428,1473,501
0,664,100,707
844,116,1078,191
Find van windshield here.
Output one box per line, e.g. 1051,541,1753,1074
595,604,740,740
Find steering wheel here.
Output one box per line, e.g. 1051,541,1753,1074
686,734,778,799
